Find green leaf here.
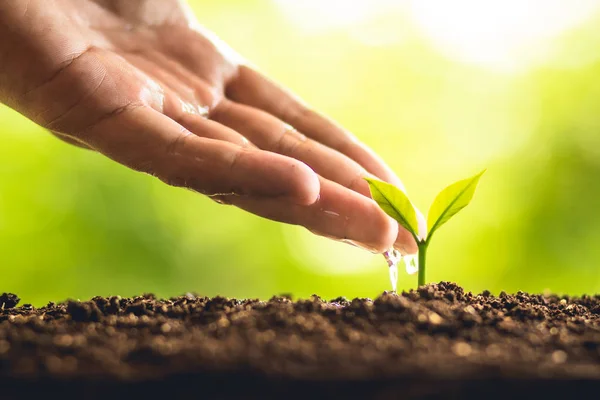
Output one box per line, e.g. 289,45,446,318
364,177,419,240
426,170,485,240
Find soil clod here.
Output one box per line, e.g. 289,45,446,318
0,293,20,309
1,282,600,399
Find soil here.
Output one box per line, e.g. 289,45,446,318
1,282,600,399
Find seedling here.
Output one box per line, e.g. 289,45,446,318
365,170,485,287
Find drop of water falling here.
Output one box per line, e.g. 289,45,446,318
404,253,419,275
383,249,401,292
389,264,398,293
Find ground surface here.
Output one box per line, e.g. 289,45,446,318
1,282,600,399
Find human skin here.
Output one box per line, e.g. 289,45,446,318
0,0,425,254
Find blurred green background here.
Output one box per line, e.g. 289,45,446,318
3,0,600,305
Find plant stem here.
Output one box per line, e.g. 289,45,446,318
417,242,427,287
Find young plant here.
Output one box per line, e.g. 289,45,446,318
365,170,485,287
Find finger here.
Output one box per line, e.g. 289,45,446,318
226,66,404,190
51,131,92,149
181,115,253,148
75,105,320,206
229,177,402,254
118,59,414,253
211,100,372,198
212,99,418,254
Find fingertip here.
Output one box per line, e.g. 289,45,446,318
238,149,320,205
368,212,400,254
339,191,399,253
342,220,398,253
394,228,418,255
285,159,320,206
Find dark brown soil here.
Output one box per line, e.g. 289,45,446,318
1,282,600,399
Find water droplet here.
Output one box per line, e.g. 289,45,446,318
389,263,398,293
404,253,419,275
383,249,401,292
383,249,401,267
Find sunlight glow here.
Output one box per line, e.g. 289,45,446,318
272,0,400,32
274,0,600,71
409,0,600,71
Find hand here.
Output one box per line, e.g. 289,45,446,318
0,0,423,253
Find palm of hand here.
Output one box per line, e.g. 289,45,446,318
12,0,235,144
0,0,420,253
